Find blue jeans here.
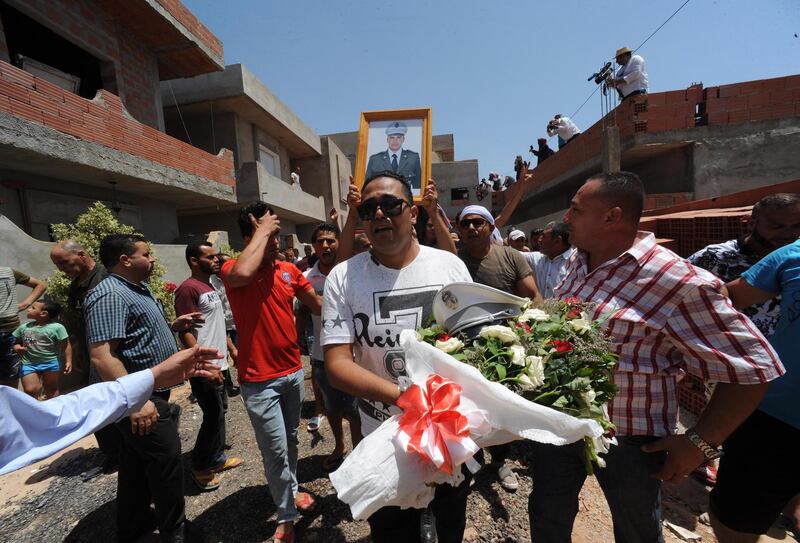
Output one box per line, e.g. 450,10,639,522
528,436,666,543
241,368,304,524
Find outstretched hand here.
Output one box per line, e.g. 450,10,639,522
171,312,205,332
150,345,225,389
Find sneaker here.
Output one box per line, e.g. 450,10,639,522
497,464,519,491
692,463,717,486
211,457,243,473
191,468,221,491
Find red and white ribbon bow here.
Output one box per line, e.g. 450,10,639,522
394,374,485,475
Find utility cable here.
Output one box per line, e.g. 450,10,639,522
166,80,193,146
567,0,693,122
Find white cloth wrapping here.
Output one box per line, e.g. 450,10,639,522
330,330,603,519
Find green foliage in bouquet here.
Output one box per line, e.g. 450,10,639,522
47,202,176,321
418,297,619,473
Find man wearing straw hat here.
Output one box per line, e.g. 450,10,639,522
610,46,649,101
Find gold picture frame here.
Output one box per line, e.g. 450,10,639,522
354,108,432,203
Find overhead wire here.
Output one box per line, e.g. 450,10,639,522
566,0,693,123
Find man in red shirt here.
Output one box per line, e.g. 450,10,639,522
221,201,321,543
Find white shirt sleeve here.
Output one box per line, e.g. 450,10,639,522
0,370,154,475
320,266,356,347
622,55,644,84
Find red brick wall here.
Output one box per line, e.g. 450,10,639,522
704,75,800,125
0,60,235,188
9,0,161,127
507,75,800,210
154,0,223,59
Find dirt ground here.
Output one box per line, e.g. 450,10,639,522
1,359,796,542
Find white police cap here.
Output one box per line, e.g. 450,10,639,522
386,121,408,136
433,282,528,337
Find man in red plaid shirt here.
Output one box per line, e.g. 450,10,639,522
527,171,784,543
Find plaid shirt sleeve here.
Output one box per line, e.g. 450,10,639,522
85,291,129,345
663,282,785,383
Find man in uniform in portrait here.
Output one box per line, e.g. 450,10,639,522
365,121,422,192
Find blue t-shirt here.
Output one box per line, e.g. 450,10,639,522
742,240,800,429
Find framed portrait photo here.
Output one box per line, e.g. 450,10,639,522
354,108,432,202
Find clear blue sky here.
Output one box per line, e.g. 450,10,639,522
183,0,798,180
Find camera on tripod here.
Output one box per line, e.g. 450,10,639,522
587,62,613,85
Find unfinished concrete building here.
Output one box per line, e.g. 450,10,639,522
0,0,236,243
496,74,800,237
162,64,352,248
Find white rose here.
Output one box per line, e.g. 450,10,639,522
525,356,546,388
568,316,592,335
581,388,597,405
518,308,550,323
509,344,526,366
517,373,536,390
479,324,517,344
434,336,464,354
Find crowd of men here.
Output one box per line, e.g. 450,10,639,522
0,163,798,543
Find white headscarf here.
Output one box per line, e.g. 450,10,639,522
460,205,503,244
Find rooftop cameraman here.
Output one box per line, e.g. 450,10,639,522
546,114,581,149
610,46,649,101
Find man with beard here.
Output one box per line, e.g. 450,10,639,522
689,193,800,339
687,193,800,486
456,205,542,491
322,171,473,542
301,223,361,470
175,241,243,491
85,234,206,542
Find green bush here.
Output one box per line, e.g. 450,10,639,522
47,202,176,320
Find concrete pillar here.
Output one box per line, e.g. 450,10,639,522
602,126,620,173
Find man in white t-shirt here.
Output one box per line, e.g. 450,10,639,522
303,222,361,471
175,241,242,491
322,170,473,543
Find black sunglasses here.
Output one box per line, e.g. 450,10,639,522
357,196,409,221
459,218,488,229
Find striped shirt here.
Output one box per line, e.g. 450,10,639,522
554,232,784,437
85,274,178,390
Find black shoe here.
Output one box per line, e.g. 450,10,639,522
102,457,119,474
161,520,203,543
227,386,240,397
420,506,437,543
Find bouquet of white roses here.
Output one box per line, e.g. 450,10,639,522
418,296,618,472
329,287,617,519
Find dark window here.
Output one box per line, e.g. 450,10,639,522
450,187,470,202
0,2,116,98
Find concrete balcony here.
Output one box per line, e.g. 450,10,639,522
101,0,225,78
238,161,326,224
0,60,236,211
